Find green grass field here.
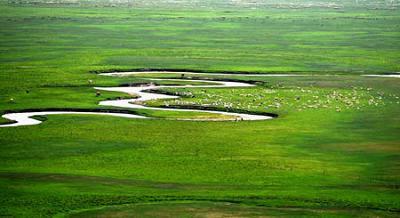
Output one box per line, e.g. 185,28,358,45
0,0,399,217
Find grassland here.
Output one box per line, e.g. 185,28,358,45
0,0,399,217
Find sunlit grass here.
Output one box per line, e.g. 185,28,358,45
0,2,399,217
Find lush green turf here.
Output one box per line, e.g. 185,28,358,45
0,0,399,217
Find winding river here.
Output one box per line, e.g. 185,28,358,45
364,74,400,78
0,72,276,127
2,71,398,127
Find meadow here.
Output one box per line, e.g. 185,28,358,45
0,0,399,217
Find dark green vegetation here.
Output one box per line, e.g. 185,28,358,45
0,0,399,217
